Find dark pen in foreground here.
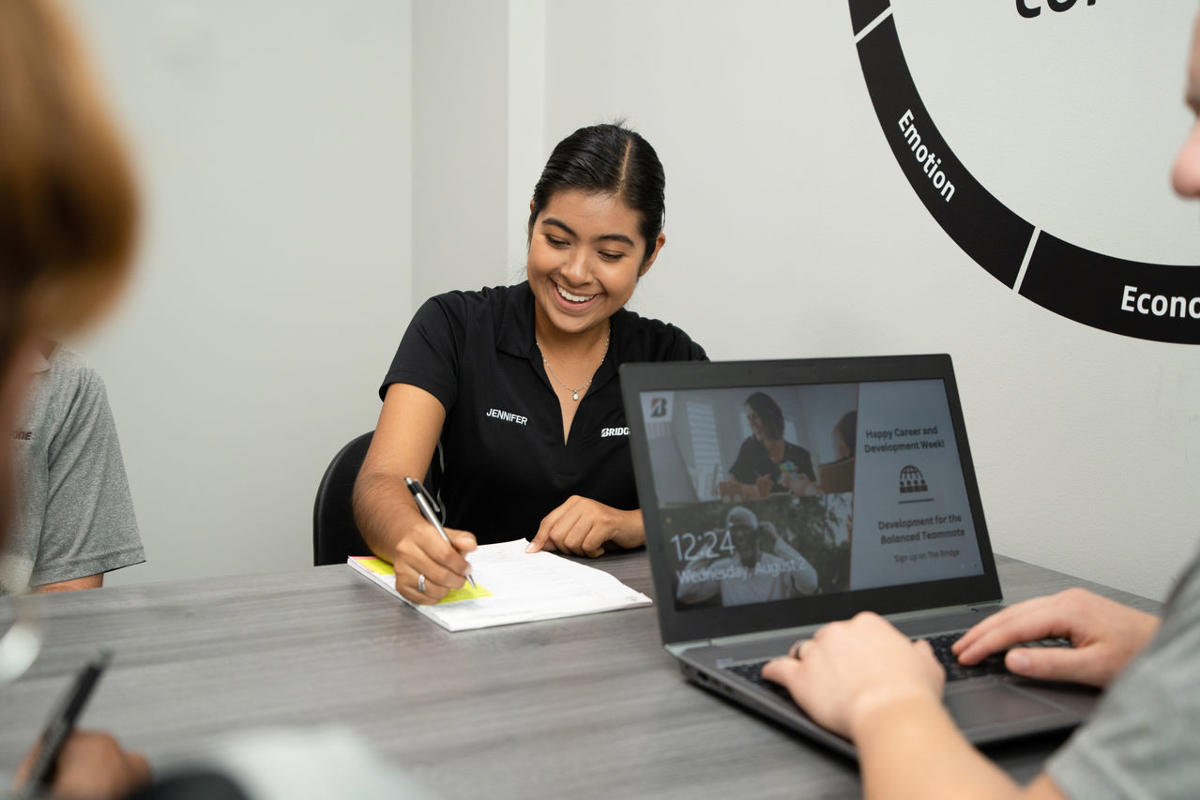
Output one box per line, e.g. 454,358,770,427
15,649,111,800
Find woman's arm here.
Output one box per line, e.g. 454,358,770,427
352,383,475,604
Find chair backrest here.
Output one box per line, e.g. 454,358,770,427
312,431,375,566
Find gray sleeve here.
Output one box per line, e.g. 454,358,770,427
1047,554,1200,800
29,363,145,586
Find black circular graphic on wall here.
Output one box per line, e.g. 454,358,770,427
849,0,1200,344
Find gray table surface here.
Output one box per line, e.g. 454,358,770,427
0,553,1159,799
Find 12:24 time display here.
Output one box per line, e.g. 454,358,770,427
670,531,736,563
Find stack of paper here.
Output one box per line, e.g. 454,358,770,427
347,539,652,631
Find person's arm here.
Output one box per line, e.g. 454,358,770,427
953,588,1159,687
764,529,817,595
717,476,766,501
34,573,102,593
526,498,643,556
675,550,724,603
761,612,1070,800
27,358,143,590
352,383,475,605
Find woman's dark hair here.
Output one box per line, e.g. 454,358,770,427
835,410,857,454
745,392,785,441
528,123,665,263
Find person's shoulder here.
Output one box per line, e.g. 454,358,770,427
737,435,762,453
45,348,105,397
23,349,109,429
419,283,527,323
613,308,707,361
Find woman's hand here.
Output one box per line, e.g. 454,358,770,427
389,506,477,605
16,729,150,800
762,612,945,739
526,496,643,557
953,588,1160,688
354,384,477,605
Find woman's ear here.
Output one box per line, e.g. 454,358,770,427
638,232,667,277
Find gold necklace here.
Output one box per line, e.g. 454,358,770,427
538,329,611,402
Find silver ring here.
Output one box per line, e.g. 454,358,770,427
417,574,427,594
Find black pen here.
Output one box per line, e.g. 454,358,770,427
15,650,111,800
405,476,477,588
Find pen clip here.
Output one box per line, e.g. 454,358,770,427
404,477,444,522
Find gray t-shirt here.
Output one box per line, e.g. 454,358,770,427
1048,547,1200,800
1,349,144,591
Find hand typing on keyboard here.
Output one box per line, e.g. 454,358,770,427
924,632,1068,682
762,611,944,740
952,588,1160,688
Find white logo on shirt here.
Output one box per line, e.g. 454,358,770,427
485,408,528,426
600,427,629,438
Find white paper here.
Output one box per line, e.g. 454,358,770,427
347,540,651,631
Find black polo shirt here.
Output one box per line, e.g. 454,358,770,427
381,282,707,544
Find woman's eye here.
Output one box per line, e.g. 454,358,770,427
598,251,625,262
545,235,568,248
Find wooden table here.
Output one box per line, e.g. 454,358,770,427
0,553,1158,799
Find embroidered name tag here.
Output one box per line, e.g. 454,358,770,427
485,408,528,426
600,427,629,438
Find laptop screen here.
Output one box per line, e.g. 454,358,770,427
621,355,1001,644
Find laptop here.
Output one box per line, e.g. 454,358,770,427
619,354,1097,757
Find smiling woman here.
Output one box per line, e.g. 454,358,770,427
353,124,708,606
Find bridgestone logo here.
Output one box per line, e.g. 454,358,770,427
601,427,629,438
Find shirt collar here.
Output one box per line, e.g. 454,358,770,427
494,280,627,393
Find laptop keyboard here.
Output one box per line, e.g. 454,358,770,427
724,632,1072,695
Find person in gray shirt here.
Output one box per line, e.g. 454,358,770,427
761,10,1200,798
1,345,144,593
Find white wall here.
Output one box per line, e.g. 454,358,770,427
539,0,1200,601
66,0,413,584
410,0,547,292
412,1,512,298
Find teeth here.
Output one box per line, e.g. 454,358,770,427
556,284,595,303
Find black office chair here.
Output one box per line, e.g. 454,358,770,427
312,431,375,566
312,431,443,566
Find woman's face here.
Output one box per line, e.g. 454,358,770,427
746,405,767,442
527,189,663,338
833,428,852,461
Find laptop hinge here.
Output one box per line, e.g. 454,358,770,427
670,602,1006,653
670,624,824,652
